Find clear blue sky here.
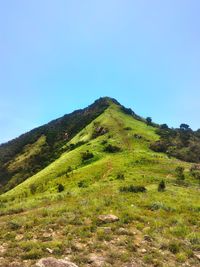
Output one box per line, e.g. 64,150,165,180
0,0,200,144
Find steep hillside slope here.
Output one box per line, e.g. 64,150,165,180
0,102,199,267
0,97,119,193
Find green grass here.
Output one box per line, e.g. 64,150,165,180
0,103,199,266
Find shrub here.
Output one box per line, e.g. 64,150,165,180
66,166,72,173
81,150,94,161
146,117,152,126
57,184,64,192
158,180,166,192
78,180,88,188
119,185,146,193
101,140,107,145
29,184,37,195
190,166,200,183
175,166,185,181
104,144,121,153
168,241,180,254
92,125,108,138
149,202,173,212
116,173,125,180
124,127,132,131
150,140,168,153
8,221,21,230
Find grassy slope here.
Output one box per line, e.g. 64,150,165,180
0,104,199,267
7,135,46,173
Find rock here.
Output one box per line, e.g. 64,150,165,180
35,257,78,267
46,248,54,254
88,254,106,267
98,227,112,234
98,214,119,223
15,234,24,241
194,253,200,261
43,233,52,238
0,244,7,255
140,248,147,254
117,227,130,235
143,235,152,242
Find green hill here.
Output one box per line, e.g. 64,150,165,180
0,98,199,267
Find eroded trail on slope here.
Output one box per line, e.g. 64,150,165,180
107,109,132,149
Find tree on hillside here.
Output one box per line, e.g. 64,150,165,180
175,166,185,181
180,123,190,131
146,117,152,126
158,180,166,192
160,124,169,129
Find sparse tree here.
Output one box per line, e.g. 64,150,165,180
29,184,37,195
180,123,190,131
146,117,152,126
175,166,185,181
58,183,64,192
160,124,168,129
158,180,166,192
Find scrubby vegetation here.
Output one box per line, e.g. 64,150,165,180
104,144,121,153
150,123,200,163
158,180,166,192
119,185,146,193
81,151,94,161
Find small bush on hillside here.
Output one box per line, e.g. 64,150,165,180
124,127,132,131
92,125,108,139
175,166,185,181
149,202,173,212
146,117,152,126
29,184,37,195
104,144,121,153
8,221,21,230
78,180,88,188
190,165,200,184
101,140,107,145
116,173,125,180
150,140,168,153
119,185,146,193
57,184,64,192
168,241,180,254
158,180,166,192
81,150,94,161
66,166,72,173
68,141,86,151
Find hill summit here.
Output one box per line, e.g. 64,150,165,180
0,97,199,267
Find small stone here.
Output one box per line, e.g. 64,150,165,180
35,257,78,267
140,248,147,253
195,253,200,261
15,234,24,241
98,214,119,223
46,248,53,254
43,233,52,238
0,244,7,255
144,235,152,242
117,227,130,235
